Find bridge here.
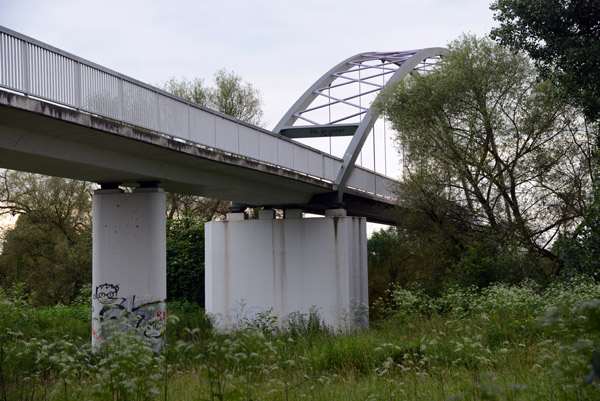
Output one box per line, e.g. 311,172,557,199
0,26,445,342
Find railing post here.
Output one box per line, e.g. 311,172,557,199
186,103,191,140
74,61,82,110
118,78,124,122
155,91,160,131
20,40,29,95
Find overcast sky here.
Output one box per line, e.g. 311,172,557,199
0,0,498,129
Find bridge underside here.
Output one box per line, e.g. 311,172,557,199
0,90,396,224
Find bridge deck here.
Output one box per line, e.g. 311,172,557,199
0,90,397,223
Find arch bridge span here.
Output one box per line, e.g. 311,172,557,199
0,25,446,223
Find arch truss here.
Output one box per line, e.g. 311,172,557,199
274,48,447,203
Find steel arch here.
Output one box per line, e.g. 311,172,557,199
274,48,448,202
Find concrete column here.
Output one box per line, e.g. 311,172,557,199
92,187,167,348
205,213,368,330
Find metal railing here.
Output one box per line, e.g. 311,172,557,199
0,25,398,200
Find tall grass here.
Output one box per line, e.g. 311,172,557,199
1,277,600,400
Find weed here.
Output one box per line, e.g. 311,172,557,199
1,277,600,400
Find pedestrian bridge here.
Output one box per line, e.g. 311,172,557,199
0,25,445,224
0,25,447,335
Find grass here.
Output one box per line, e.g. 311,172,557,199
1,277,600,400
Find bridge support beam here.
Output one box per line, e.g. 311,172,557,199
91,187,167,348
205,210,368,329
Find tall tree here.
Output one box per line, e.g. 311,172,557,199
367,225,454,299
162,77,208,106
209,69,263,126
163,69,263,126
377,35,596,280
490,0,600,281
490,0,600,122
0,170,93,304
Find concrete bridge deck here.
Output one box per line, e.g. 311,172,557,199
0,89,396,223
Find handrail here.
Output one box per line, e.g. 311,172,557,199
0,26,333,159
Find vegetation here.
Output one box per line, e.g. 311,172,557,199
490,0,600,122
162,69,263,127
556,188,600,278
489,0,600,288
1,278,600,400
374,35,596,289
166,216,205,306
0,171,208,307
0,171,93,305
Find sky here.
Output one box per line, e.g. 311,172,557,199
0,0,498,129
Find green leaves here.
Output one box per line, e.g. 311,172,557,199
377,35,595,280
166,216,205,306
0,171,93,306
162,69,263,127
555,185,600,277
491,0,600,122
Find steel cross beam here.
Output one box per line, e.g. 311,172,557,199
273,48,448,203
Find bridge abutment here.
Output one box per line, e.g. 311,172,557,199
205,210,369,330
91,187,167,348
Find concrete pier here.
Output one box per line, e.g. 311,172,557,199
91,187,167,348
205,210,368,329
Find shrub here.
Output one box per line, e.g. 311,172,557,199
372,284,431,321
166,216,205,306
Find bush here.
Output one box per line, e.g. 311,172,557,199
166,216,205,306
372,284,431,321
471,280,544,319
556,184,600,277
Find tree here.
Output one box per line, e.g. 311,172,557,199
0,170,93,305
554,139,600,277
165,194,230,221
491,1,600,281
166,216,205,305
162,69,264,220
490,0,600,122
162,77,208,106
209,69,263,126
377,35,596,282
368,225,455,299
556,185,600,277
163,69,263,126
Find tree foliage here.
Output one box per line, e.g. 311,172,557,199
490,1,600,279
163,69,263,126
0,170,211,306
490,0,600,122
556,187,600,277
0,170,93,305
555,138,600,277
166,195,229,221
377,35,596,284
166,215,205,306
368,223,456,299
210,69,263,126
161,77,208,106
